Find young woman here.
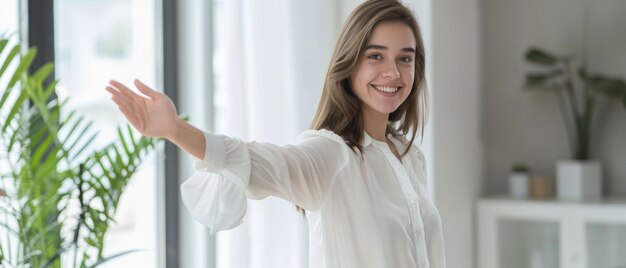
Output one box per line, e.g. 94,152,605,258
105,0,445,267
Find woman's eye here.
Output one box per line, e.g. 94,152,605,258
368,54,382,60
399,56,413,63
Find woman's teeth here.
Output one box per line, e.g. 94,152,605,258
374,86,399,93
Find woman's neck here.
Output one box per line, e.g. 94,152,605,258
362,107,389,142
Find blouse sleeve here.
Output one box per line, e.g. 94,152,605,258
180,129,349,234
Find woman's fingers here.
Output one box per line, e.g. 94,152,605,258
112,96,145,130
109,80,145,102
108,87,135,109
106,86,131,104
119,106,143,131
134,79,160,99
109,87,146,124
105,80,160,135
110,93,134,112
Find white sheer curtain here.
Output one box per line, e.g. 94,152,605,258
212,0,339,267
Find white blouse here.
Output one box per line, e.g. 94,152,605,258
181,129,446,268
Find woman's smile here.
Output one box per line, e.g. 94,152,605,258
371,84,402,95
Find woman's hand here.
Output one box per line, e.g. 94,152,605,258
106,79,206,159
106,79,180,139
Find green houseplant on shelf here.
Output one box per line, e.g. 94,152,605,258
523,47,626,201
0,37,159,267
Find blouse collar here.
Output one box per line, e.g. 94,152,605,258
363,131,411,155
362,131,394,147
362,132,373,147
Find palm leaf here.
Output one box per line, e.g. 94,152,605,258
117,127,132,159
32,63,54,85
1,85,28,132
0,45,21,92
69,132,98,161
8,48,37,90
0,38,9,54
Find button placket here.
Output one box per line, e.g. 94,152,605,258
377,144,430,268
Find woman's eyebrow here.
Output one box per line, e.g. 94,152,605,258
365,44,416,53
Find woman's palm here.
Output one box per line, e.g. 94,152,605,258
106,80,179,139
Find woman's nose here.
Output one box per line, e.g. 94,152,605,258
382,63,400,80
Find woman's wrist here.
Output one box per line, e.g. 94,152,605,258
167,117,206,160
168,116,186,142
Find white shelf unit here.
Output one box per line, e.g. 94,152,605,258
478,197,626,268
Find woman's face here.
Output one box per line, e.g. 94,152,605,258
350,21,416,117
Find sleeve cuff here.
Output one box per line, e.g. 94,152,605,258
180,171,247,235
195,131,226,172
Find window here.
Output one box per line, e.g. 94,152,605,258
54,0,159,267
0,0,19,36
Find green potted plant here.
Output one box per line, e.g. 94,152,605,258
523,47,626,200
0,37,159,267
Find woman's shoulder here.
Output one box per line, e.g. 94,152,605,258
297,128,347,146
296,129,356,158
296,129,354,169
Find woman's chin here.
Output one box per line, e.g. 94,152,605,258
370,106,401,116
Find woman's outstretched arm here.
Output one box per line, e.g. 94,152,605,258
105,79,205,160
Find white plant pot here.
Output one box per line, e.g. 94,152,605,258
509,172,529,198
556,160,602,201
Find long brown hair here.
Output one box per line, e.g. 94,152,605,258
298,0,428,214
311,0,428,155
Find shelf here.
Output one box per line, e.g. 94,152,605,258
478,197,626,222
478,197,626,268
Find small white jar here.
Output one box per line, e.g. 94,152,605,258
509,171,530,198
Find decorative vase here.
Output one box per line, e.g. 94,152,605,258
509,172,529,198
556,160,602,201
530,176,554,199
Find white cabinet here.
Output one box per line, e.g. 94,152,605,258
478,197,626,268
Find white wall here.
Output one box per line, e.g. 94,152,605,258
483,0,626,196
430,0,484,267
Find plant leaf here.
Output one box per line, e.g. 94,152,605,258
525,72,552,89
32,63,54,85
70,132,99,161
524,70,565,91
117,127,132,158
2,87,28,132
8,47,37,89
525,47,558,66
42,80,58,101
0,44,20,86
584,74,626,96
0,38,9,55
